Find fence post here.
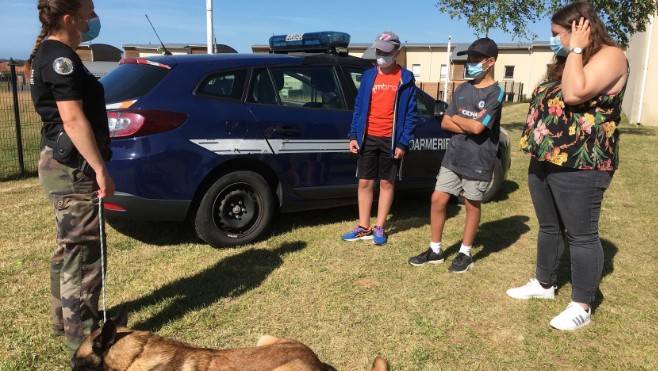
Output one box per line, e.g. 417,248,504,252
10,63,25,175
519,83,524,103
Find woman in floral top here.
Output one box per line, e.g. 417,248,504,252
507,2,628,331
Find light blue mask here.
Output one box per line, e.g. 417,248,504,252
81,17,101,42
550,35,570,57
465,61,488,79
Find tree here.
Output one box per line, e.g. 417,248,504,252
436,0,658,47
583,0,658,47
436,0,547,41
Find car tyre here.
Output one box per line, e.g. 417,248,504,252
195,171,275,247
458,156,504,204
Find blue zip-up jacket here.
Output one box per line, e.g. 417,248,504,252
348,65,417,156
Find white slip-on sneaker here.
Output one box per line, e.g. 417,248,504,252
549,302,591,331
506,279,556,300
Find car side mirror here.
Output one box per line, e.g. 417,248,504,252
434,100,448,118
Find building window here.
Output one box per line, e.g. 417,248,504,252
440,64,447,79
463,64,474,80
504,65,515,79
412,64,421,78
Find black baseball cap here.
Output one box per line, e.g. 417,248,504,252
457,38,498,59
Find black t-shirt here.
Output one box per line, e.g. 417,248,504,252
30,39,109,144
442,81,504,181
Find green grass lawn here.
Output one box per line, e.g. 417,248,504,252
1,103,657,370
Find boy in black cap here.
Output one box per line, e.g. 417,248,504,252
408,38,504,273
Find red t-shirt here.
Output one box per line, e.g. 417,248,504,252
367,65,401,138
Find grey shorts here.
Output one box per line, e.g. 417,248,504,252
435,166,490,201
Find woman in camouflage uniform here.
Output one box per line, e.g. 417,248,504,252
25,0,114,355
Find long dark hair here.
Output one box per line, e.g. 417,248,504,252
547,2,617,81
24,0,84,81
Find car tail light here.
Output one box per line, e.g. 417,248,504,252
103,202,125,211
107,109,188,138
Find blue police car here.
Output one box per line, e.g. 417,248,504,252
100,32,511,247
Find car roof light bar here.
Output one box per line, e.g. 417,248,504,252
269,31,350,55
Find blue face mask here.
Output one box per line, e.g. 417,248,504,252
465,60,488,79
550,34,570,57
81,17,101,42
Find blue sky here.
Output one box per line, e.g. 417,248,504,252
1,0,552,59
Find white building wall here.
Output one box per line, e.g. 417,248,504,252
405,47,449,83
527,47,555,88
495,49,528,99
405,45,555,99
623,15,657,126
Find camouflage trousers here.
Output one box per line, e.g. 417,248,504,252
38,147,104,356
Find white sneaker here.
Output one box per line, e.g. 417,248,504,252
550,302,591,331
506,279,555,300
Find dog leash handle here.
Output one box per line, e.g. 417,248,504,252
99,196,107,323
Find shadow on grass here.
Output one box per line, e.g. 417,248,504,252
441,215,531,260
113,241,306,332
386,190,460,236
554,237,618,311
619,126,656,136
105,184,513,247
105,194,441,247
503,121,526,132
268,189,461,239
107,219,201,246
0,170,38,182
488,180,520,203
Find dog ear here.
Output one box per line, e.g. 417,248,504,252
114,306,129,328
93,319,117,353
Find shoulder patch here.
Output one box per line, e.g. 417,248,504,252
53,57,74,75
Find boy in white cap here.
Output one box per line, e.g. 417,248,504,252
408,38,504,272
343,31,417,245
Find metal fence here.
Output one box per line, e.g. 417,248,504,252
0,65,41,180
0,65,111,180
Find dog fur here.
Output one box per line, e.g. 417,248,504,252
71,310,388,371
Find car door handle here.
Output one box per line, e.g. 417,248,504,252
272,126,302,136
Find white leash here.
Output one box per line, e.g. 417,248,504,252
98,196,107,323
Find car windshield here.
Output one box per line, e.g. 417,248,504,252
100,63,170,104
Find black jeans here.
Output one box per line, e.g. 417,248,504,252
528,158,612,304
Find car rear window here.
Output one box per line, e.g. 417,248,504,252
100,63,170,104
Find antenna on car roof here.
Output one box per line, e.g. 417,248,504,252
145,14,172,56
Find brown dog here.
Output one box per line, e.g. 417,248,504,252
71,310,388,371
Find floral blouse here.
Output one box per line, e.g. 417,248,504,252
519,79,625,170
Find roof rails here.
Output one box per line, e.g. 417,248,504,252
269,31,350,55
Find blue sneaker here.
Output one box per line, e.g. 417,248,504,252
373,225,387,245
342,225,373,241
